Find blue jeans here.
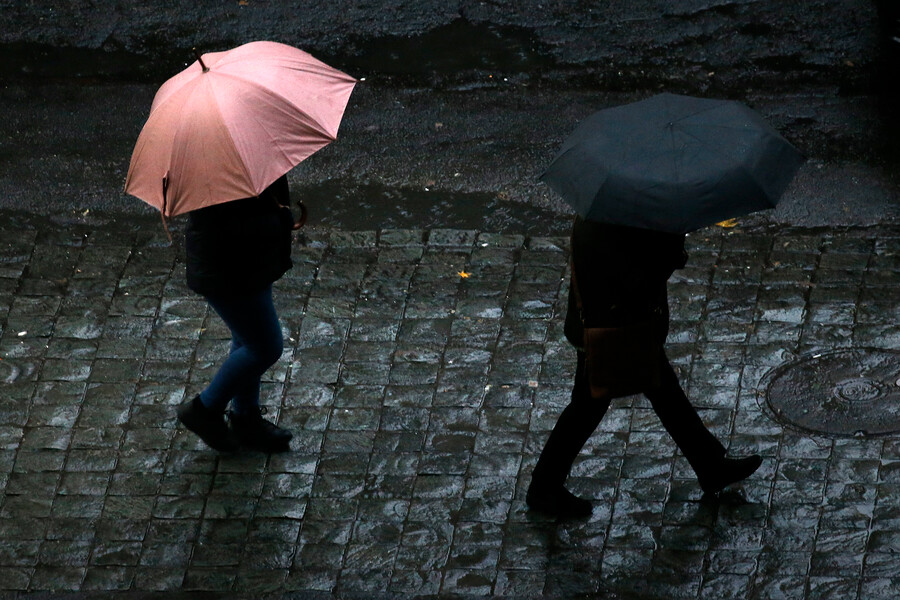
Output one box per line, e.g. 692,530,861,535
199,285,284,414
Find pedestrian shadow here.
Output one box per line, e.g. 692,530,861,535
701,488,756,507
515,485,764,597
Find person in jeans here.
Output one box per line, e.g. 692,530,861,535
176,175,295,453
526,216,762,517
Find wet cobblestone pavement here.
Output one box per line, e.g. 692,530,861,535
0,214,898,599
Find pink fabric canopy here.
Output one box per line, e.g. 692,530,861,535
125,41,357,217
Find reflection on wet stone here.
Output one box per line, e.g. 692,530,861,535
0,217,898,596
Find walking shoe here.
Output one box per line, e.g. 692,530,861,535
526,482,593,518
228,406,293,453
698,454,763,495
176,395,239,452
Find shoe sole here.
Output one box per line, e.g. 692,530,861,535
700,456,763,495
177,409,239,452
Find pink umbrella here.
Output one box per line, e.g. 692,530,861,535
125,41,356,218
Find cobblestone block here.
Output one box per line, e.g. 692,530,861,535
0,218,898,596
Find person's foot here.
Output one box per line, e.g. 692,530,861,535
698,454,763,495
228,406,293,453
526,481,593,518
176,395,239,452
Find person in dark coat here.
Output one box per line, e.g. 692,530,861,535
176,175,295,453
526,216,762,517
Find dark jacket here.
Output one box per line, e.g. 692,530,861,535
185,176,294,297
564,217,688,348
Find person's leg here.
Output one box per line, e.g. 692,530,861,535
527,351,611,517
218,336,263,418
643,350,760,494
643,351,725,464
200,286,284,413
179,285,291,452
204,286,292,451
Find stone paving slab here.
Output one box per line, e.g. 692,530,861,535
0,214,899,599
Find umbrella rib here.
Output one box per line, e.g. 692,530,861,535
736,163,777,208
667,103,722,125
208,83,257,192
124,130,150,193
671,123,759,160
175,78,256,206
677,127,760,169
213,71,340,141
241,102,306,181
668,123,682,184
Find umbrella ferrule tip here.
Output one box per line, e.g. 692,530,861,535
192,48,210,72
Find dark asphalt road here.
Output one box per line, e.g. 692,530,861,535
1,1,897,231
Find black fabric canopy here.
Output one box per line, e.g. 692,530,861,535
541,93,806,234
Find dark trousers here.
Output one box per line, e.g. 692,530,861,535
199,285,284,415
532,350,725,488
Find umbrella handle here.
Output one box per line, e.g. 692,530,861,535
193,48,210,73
160,175,172,243
292,201,308,230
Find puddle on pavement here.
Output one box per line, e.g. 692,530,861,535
295,180,571,236
1,43,182,83
2,19,556,86
330,19,555,81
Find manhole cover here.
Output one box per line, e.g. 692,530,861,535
765,348,900,437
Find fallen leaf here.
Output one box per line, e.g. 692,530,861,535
716,218,739,228
457,271,471,279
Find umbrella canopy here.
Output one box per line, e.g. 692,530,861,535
125,41,357,217
540,93,805,234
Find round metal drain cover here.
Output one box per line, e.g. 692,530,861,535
765,348,900,437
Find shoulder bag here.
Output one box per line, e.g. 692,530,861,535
570,260,663,398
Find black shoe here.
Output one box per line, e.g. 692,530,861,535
228,406,293,453
698,454,763,495
526,481,593,518
177,395,239,452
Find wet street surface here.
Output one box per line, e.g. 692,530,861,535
765,349,900,438
1,214,898,599
2,1,898,229
3,1,899,597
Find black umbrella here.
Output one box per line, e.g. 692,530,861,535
540,93,806,234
